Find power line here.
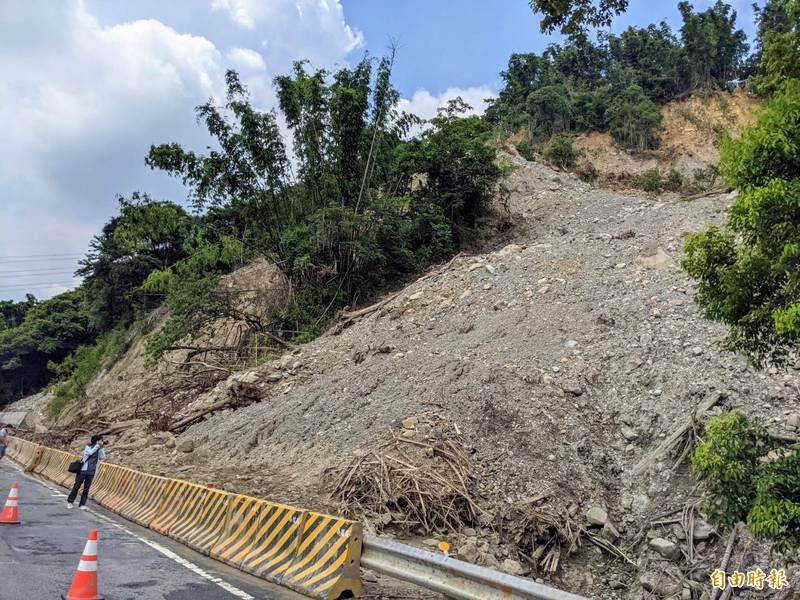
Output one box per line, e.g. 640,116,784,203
0,281,79,291
0,268,78,275
0,253,83,259
0,270,78,278
0,257,83,264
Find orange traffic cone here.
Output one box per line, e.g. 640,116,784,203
0,482,20,524
62,529,104,600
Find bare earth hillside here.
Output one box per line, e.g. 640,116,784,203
16,150,798,598
574,90,760,181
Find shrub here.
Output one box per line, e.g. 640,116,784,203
693,411,800,553
636,169,663,192
542,134,577,169
47,326,129,417
692,412,768,527
664,169,684,191
687,165,719,193
607,85,663,151
515,140,537,161
748,447,800,553
576,162,599,182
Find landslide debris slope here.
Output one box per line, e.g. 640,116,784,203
21,150,797,598
115,152,798,598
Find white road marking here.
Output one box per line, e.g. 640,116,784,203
6,461,255,600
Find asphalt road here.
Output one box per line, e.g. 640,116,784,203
0,459,307,600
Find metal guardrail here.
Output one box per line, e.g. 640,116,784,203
361,535,590,600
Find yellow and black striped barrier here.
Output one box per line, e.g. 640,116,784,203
283,511,363,599
149,479,197,535
169,485,230,555
210,494,262,566
6,436,364,599
238,500,306,583
119,473,168,527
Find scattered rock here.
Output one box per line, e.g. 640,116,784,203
640,571,681,597
177,439,194,453
402,417,418,429
636,247,674,269
601,521,620,542
620,425,639,441
586,506,608,526
649,537,681,560
458,539,480,563
501,559,526,576
362,571,379,584
692,520,715,541
787,413,800,429
422,538,440,548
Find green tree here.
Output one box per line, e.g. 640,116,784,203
682,81,800,366
77,194,192,331
693,411,800,553
679,1,748,89
144,59,498,356
526,84,573,138
0,295,36,331
606,84,663,150
749,0,800,96
608,23,687,102
408,99,500,243
0,290,92,403
529,0,629,35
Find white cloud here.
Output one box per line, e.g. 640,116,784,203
0,0,366,300
213,0,363,67
226,47,267,73
399,86,496,121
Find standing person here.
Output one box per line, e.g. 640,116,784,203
0,424,7,460
67,435,106,510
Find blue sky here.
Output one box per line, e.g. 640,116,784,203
0,0,759,301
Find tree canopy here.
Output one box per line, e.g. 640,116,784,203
488,2,748,150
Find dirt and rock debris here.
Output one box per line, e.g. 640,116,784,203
14,150,800,599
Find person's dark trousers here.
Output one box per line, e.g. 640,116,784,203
67,472,94,506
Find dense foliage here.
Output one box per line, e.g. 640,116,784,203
529,0,629,35
683,81,800,366
141,65,500,358
0,291,92,402
489,1,748,150
692,412,800,553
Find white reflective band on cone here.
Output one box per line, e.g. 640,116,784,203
83,540,98,555
77,559,98,572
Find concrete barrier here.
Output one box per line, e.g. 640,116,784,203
150,479,196,535
119,473,168,527
168,485,230,555
100,465,140,512
238,501,305,584
282,511,363,599
210,495,262,567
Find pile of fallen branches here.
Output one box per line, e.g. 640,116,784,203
140,369,230,432
330,428,479,534
503,500,637,575
504,504,582,574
